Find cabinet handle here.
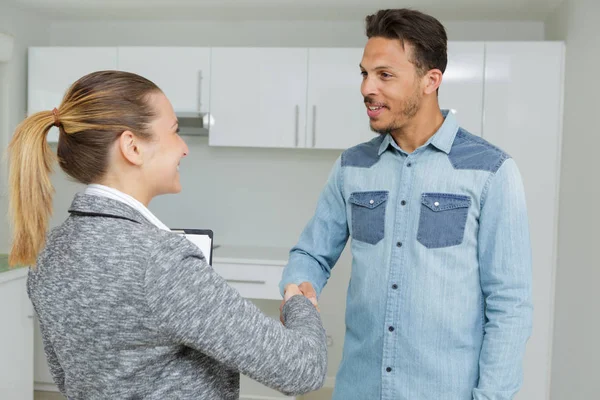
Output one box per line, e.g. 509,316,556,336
226,279,267,285
197,70,203,112
312,105,317,147
294,105,299,147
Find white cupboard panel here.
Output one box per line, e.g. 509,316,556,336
28,47,118,143
118,47,210,114
483,42,564,400
209,48,308,148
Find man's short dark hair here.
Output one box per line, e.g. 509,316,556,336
365,9,448,75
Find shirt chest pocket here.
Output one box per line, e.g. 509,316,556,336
417,193,471,249
349,191,389,245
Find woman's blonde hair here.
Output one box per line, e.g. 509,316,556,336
8,70,161,266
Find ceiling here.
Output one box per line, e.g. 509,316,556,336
4,0,565,21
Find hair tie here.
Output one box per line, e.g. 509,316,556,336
52,108,61,127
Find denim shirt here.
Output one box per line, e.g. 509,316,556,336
280,110,533,400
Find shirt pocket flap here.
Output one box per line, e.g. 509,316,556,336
349,191,389,209
421,193,471,212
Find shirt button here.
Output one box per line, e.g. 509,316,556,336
396,242,402,247
389,326,395,332
392,284,398,289
386,367,392,372
401,200,406,206
407,162,412,167
369,199,374,204
434,201,440,207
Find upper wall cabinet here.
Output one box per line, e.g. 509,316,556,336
208,47,309,148
209,44,485,149
117,47,210,114
28,43,556,150
438,42,485,136
28,47,118,142
305,48,374,149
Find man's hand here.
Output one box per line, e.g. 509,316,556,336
298,282,319,310
280,282,319,325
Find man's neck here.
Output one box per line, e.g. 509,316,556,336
390,105,444,153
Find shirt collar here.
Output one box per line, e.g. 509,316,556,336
377,109,459,156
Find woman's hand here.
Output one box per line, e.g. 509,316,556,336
283,283,302,302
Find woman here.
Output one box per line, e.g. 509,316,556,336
9,71,326,399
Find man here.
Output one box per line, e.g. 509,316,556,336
279,8,532,400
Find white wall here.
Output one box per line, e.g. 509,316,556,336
545,1,600,399
37,17,547,393
0,5,51,254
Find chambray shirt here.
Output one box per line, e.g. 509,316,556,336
280,110,532,400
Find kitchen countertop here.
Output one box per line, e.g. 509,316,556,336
0,245,290,277
0,254,15,273
0,254,28,272
0,254,29,284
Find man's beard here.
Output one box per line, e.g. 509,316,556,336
370,89,422,135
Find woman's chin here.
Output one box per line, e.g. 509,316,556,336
156,182,182,196
172,182,183,194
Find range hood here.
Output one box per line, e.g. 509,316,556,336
175,111,212,137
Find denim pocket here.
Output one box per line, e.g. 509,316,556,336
349,191,388,245
417,193,471,249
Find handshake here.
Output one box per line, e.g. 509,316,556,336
279,282,320,324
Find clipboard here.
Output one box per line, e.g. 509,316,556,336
171,229,214,266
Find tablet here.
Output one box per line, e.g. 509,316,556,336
171,229,214,266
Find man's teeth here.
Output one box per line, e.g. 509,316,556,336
369,106,383,110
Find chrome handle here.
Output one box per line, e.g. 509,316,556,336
294,105,299,147
312,105,317,147
226,279,267,285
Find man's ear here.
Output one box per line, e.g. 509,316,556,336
423,68,443,95
118,131,143,166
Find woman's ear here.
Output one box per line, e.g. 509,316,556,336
118,131,143,166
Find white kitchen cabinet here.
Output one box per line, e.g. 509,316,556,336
482,42,564,400
26,45,484,148
212,246,288,301
209,44,484,150
439,42,485,135
306,48,373,149
208,47,308,148
27,47,118,143
117,47,210,114
0,268,34,400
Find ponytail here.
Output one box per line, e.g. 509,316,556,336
8,70,162,267
8,110,57,266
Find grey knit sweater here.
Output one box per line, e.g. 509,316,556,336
27,194,327,399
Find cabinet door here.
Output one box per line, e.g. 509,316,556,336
0,273,33,400
209,48,308,148
28,47,118,143
118,47,210,114
306,48,372,149
483,42,564,400
438,42,485,136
